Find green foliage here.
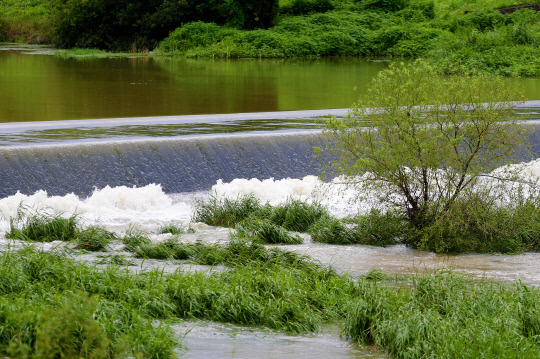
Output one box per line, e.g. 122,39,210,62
267,199,328,232
75,226,116,251
410,196,540,253
0,248,177,358
344,272,540,358
310,210,405,246
192,194,261,227
350,209,406,246
158,223,185,235
280,0,335,15
360,0,410,12
134,237,192,260
235,217,304,244
48,0,279,50
6,213,78,242
309,215,356,244
322,61,528,233
121,227,152,251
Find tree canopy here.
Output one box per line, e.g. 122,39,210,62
322,62,529,231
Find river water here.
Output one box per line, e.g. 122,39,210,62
1,44,540,358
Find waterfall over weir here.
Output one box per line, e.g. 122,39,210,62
1,103,539,199
0,132,330,198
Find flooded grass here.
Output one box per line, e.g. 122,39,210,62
2,211,540,357
158,223,186,235
235,217,303,244
345,271,540,358
6,213,77,242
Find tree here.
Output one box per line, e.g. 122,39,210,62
321,62,528,231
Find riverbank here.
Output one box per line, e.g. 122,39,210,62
2,1,539,76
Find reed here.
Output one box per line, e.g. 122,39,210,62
344,271,540,358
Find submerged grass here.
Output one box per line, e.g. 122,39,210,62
6,212,115,252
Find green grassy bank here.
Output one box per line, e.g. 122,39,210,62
2,1,539,76
156,0,540,76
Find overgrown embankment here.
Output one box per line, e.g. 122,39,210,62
1,1,539,76
157,0,540,76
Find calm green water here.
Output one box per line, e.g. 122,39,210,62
2,43,539,122
0,45,390,123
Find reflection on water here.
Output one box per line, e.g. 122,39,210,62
0,45,387,122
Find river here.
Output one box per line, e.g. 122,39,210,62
1,44,540,358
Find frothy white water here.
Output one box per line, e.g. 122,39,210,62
2,158,540,234
0,184,193,233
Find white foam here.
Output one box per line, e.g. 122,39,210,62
0,184,193,233
2,157,540,235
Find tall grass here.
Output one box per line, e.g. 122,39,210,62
2,240,539,357
345,271,540,358
6,213,78,242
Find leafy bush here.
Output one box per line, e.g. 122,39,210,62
360,0,410,12
280,0,335,15
49,0,279,50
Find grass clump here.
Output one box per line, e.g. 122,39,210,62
134,237,192,260
309,210,404,246
192,194,261,227
6,213,78,242
158,223,186,235
266,199,329,232
309,215,356,244
344,271,540,358
121,227,152,251
235,217,303,244
74,226,116,252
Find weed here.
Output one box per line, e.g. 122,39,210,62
75,225,116,251
192,194,261,227
158,223,185,235
6,213,78,242
235,217,303,244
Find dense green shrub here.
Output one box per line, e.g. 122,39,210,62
280,0,335,15
49,0,279,50
359,0,410,12
158,21,238,53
